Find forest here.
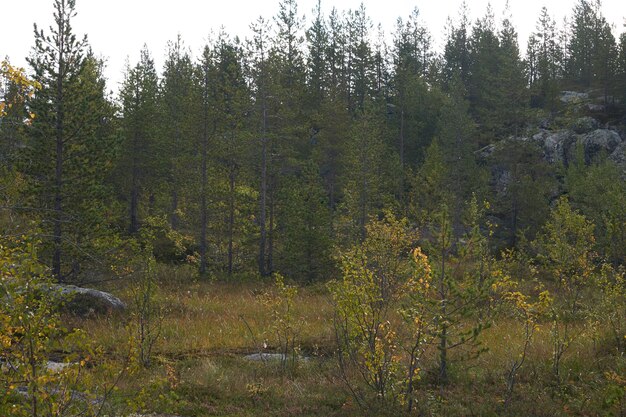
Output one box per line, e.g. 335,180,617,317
1,0,625,415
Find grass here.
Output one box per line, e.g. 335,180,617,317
60,267,625,417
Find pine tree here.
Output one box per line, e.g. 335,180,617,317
340,103,399,240
248,17,274,276
567,0,617,92
618,32,626,103
346,3,375,114
437,73,486,234
527,7,563,111
497,3,529,136
467,6,502,145
200,34,252,276
391,9,439,173
442,2,471,89
161,36,196,231
26,0,116,280
306,0,329,109
118,46,161,235
276,162,332,282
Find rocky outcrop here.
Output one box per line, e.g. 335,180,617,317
572,116,599,134
55,285,126,316
526,127,623,165
532,130,576,164
560,91,589,103
578,129,622,162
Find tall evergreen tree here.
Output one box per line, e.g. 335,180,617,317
567,0,617,92
497,3,529,136
118,47,161,235
306,0,329,109
527,7,563,112
161,36,196,231
340,103,399,240
436,73,486,233
345,3,375,114
248,17,274,276
26,0,116,280
442,2,471,89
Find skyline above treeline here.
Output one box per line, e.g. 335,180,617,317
2,0,625,91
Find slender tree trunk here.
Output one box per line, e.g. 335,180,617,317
199,68,210,277
227,164,235,275
398,102,406,207
129,163,139,234
439,228,448,386
53,18,65,280
268,176,275,275
199,127,208,277
399,99,405,172
171,189,179,230
259,93,269,276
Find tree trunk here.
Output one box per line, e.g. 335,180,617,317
258,72,269,276
129,166,139,234
199,128,208,277
268,178,275,275
439,241,448,386
227,164,236,275
171,189,179,230
199,68,210,277
53,16,65,280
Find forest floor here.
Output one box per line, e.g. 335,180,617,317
68,267,625,417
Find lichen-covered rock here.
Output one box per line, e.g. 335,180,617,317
610,141,626,164
55,285,126,316
560,91,588,103
572,116,599,134
586,103,605,112
533,130,575,163
578,129,622,162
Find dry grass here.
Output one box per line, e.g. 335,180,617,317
74,277,335,358
63,269,625,417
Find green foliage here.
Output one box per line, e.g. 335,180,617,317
535,197,597,300
490,139,558,246
492,249,552,405
0,236,107,416
259,273,302,372
339,104,400,240
566,157,626,264
593,264,626,355
329,213,432,411
276,162,333,282
534,197,597,378
424,197,493,386
25,0,119,280
127,217,167,368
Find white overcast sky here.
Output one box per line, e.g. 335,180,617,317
1,0,624,93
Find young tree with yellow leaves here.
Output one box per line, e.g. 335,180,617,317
329,213,432,412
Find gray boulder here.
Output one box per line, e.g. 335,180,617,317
586,103,605,113
55,285,126,316
244,352,309,362
610,142,626,165
533,130,575,164
578,129,622,162
244,352,288,362
572,116,599,134
560,91,589,103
